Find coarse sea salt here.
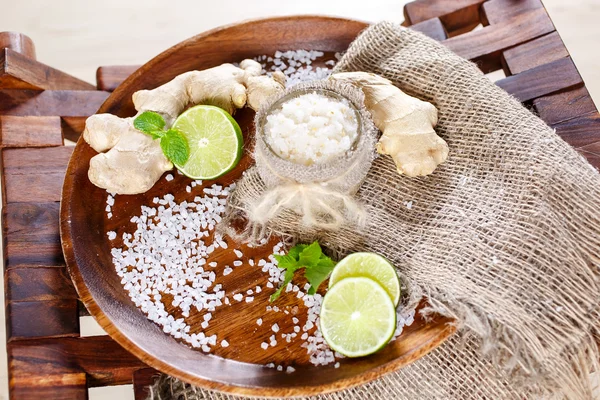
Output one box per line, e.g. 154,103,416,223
264,93,358,166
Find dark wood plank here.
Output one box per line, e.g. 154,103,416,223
97,65,139,92
577,141,600,170
533,86,598,126
10,383,88,400
404,0,485,35
443,8,555,73
0,89,109,117
410,18,448,41
133,368,161,400
501,32,569,75
481,0,544,25
8,336,148,387
0,32,36,59
495,57,582,102
61,116,87,143
0,116,63,148
6,299,79,340
5,267,77,301
0,48,95,91
553,114,600,148
2,146,73,203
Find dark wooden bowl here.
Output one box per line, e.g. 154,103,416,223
60,15,455,397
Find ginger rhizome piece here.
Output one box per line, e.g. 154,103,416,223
133,59,286,124
84,114,173,194
329,72,448,177
83,60,285,194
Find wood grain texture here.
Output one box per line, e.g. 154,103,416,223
533,86,598,126
0,89,108,117
6,299,79,341
61,116,87,143
8,336,148,387
5,267,77,301
443,8,555,73
3,202,64,269
404,0,485,35
501,32,569,75
481,0,544,25
61,16,456,397
97,65,140,92
553,114,600,148
0,32,35,59
2,146,73,203
0,48,95,91
410,18,448,41
0,116,63,148
495,57,582,102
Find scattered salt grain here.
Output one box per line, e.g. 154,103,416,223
245,296,254,303
233,260,243,267
286,366,296,373
261,342,269,350
223,267,233,276
272,323,280,333
221,340,229,347
165,174,174,181
234,249,243,258
257,318,263,326
233,293,243,302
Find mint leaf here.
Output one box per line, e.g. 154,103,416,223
134,111,165,134
305,257,336,295
270,241,337,302
270,265,300,302
160,129,190,165
288,244,308,259
298,241,322,266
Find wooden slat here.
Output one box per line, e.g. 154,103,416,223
2,146,73,203
10,382,88,400
61,116,87,143
97,65,139,92
577,141,600,170
133,368,161,400
6,299,79,340
495,57,582,102
0,32,36,59
404,0,485,35
502,32,569,75
8,336,148,388
0,48,95,91
553,114,600,149
0,116,63,147
410,18,448,41
533,86,598,126
443,8,555,73
0,89,109,117
6,267,77,301
481,0,544,25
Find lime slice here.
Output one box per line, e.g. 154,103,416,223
171,105,243,179
320,277,396,357
329,253,400,306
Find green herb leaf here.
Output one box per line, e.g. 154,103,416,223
305,257,336,295
134,111,166,134
160,129,190,165
270,241,336,302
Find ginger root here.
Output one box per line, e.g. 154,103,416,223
84,60,285,194
329,72,448,177
84,114,173,194
132,59,286,124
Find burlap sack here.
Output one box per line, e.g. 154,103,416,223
221,80,378,243
149,22,600,399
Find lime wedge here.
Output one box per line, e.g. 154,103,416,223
320,277,396,357
329,253,400,306
171,105,243,179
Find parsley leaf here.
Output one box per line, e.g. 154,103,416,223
134,111,165,134
270,241,337,302
160,129,190,165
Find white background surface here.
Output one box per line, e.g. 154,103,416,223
1,1,599,399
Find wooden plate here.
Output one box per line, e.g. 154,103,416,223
60,15,455,397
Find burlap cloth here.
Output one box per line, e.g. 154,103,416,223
148,22,600,399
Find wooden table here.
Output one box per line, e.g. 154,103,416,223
1,0,599,398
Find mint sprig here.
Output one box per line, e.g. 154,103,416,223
134,111,190,165
270,241,336,302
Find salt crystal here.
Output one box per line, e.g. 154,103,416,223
165,174,174,181
257,318,263,326
221,340,229,347
272,324,280,333
261,342,269,350
234,249,243,258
